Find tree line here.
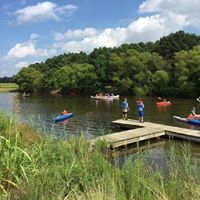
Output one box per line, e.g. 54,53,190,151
14,31,200,97
0,76,14,83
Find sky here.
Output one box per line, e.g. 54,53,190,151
1,0,200,77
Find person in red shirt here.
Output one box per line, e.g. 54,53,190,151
61,110,68,115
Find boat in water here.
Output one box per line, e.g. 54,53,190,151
156,101,171,106
90,95,119,100
173,115,200,126
54,112,73,122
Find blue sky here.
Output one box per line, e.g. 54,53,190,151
1,0,200,77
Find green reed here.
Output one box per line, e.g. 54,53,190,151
0,112,200,200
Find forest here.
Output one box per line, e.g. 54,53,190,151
14,31,200,97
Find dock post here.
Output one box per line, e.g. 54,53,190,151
137,141,140,151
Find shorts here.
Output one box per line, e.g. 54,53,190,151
138,111,144,117
123,109,128,114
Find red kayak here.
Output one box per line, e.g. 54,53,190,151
156,101,171,106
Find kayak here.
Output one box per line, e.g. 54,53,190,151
54,113,73,122
90,95,119,100
173,116,200,126
156,101,171,106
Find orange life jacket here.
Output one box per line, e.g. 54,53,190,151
62,111,68,115
188,113,194,120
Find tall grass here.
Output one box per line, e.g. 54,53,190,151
0,112,200,200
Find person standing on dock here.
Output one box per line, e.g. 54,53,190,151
136,98,144,122
122,98,129,120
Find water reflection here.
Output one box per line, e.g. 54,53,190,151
111,139,200,169
92,98,115,111
60,119,69,126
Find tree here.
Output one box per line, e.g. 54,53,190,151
14,67,43,92
53,64,97,94
152,70,169,94
173,45,200,96
154,31,200,60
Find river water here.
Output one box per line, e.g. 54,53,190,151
0,92,200,166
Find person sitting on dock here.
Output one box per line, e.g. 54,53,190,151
122,98,129,120
61,110,68,115
136,98,144,122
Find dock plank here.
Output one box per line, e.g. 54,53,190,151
95,127,165,148
92,119,200,149
112,119,200,142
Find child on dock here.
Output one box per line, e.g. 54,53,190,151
136,98,144,122
122,98,129,120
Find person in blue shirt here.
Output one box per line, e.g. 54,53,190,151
122,98,129,120
136,98,144,122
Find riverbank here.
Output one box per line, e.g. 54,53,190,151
0,83,18,92
0,112,200,199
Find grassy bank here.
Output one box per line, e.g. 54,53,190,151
0,112,200,200
0,83,18,92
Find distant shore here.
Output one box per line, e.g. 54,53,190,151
0,83,18,92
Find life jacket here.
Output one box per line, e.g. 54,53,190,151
188,113,194,120
137,102,144,111
122,101,127,109
62,111,68,115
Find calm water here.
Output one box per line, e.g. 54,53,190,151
1,93,200,135
0,92,200,166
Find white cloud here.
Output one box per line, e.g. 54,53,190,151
55,4,78,16
52,14,180,53
15,1,78,25
5,33,56,60
139,0,200,14
139,0,200,28
53,27,127,53
53,28,98,41
15,61,28,69
7,43,36,59
139,0,162,13
51,0,200,54
0,33,57,77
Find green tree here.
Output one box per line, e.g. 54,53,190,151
152,70,169,94
14,67,43,92
154,31,200,60
53,64,97,93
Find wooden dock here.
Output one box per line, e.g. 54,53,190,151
93,119,200,148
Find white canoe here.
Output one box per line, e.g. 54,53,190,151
90,95,119,100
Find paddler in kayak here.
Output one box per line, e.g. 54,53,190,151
187,107,200,120
190,107,200,120
61,110,68,115
157,97,167,102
